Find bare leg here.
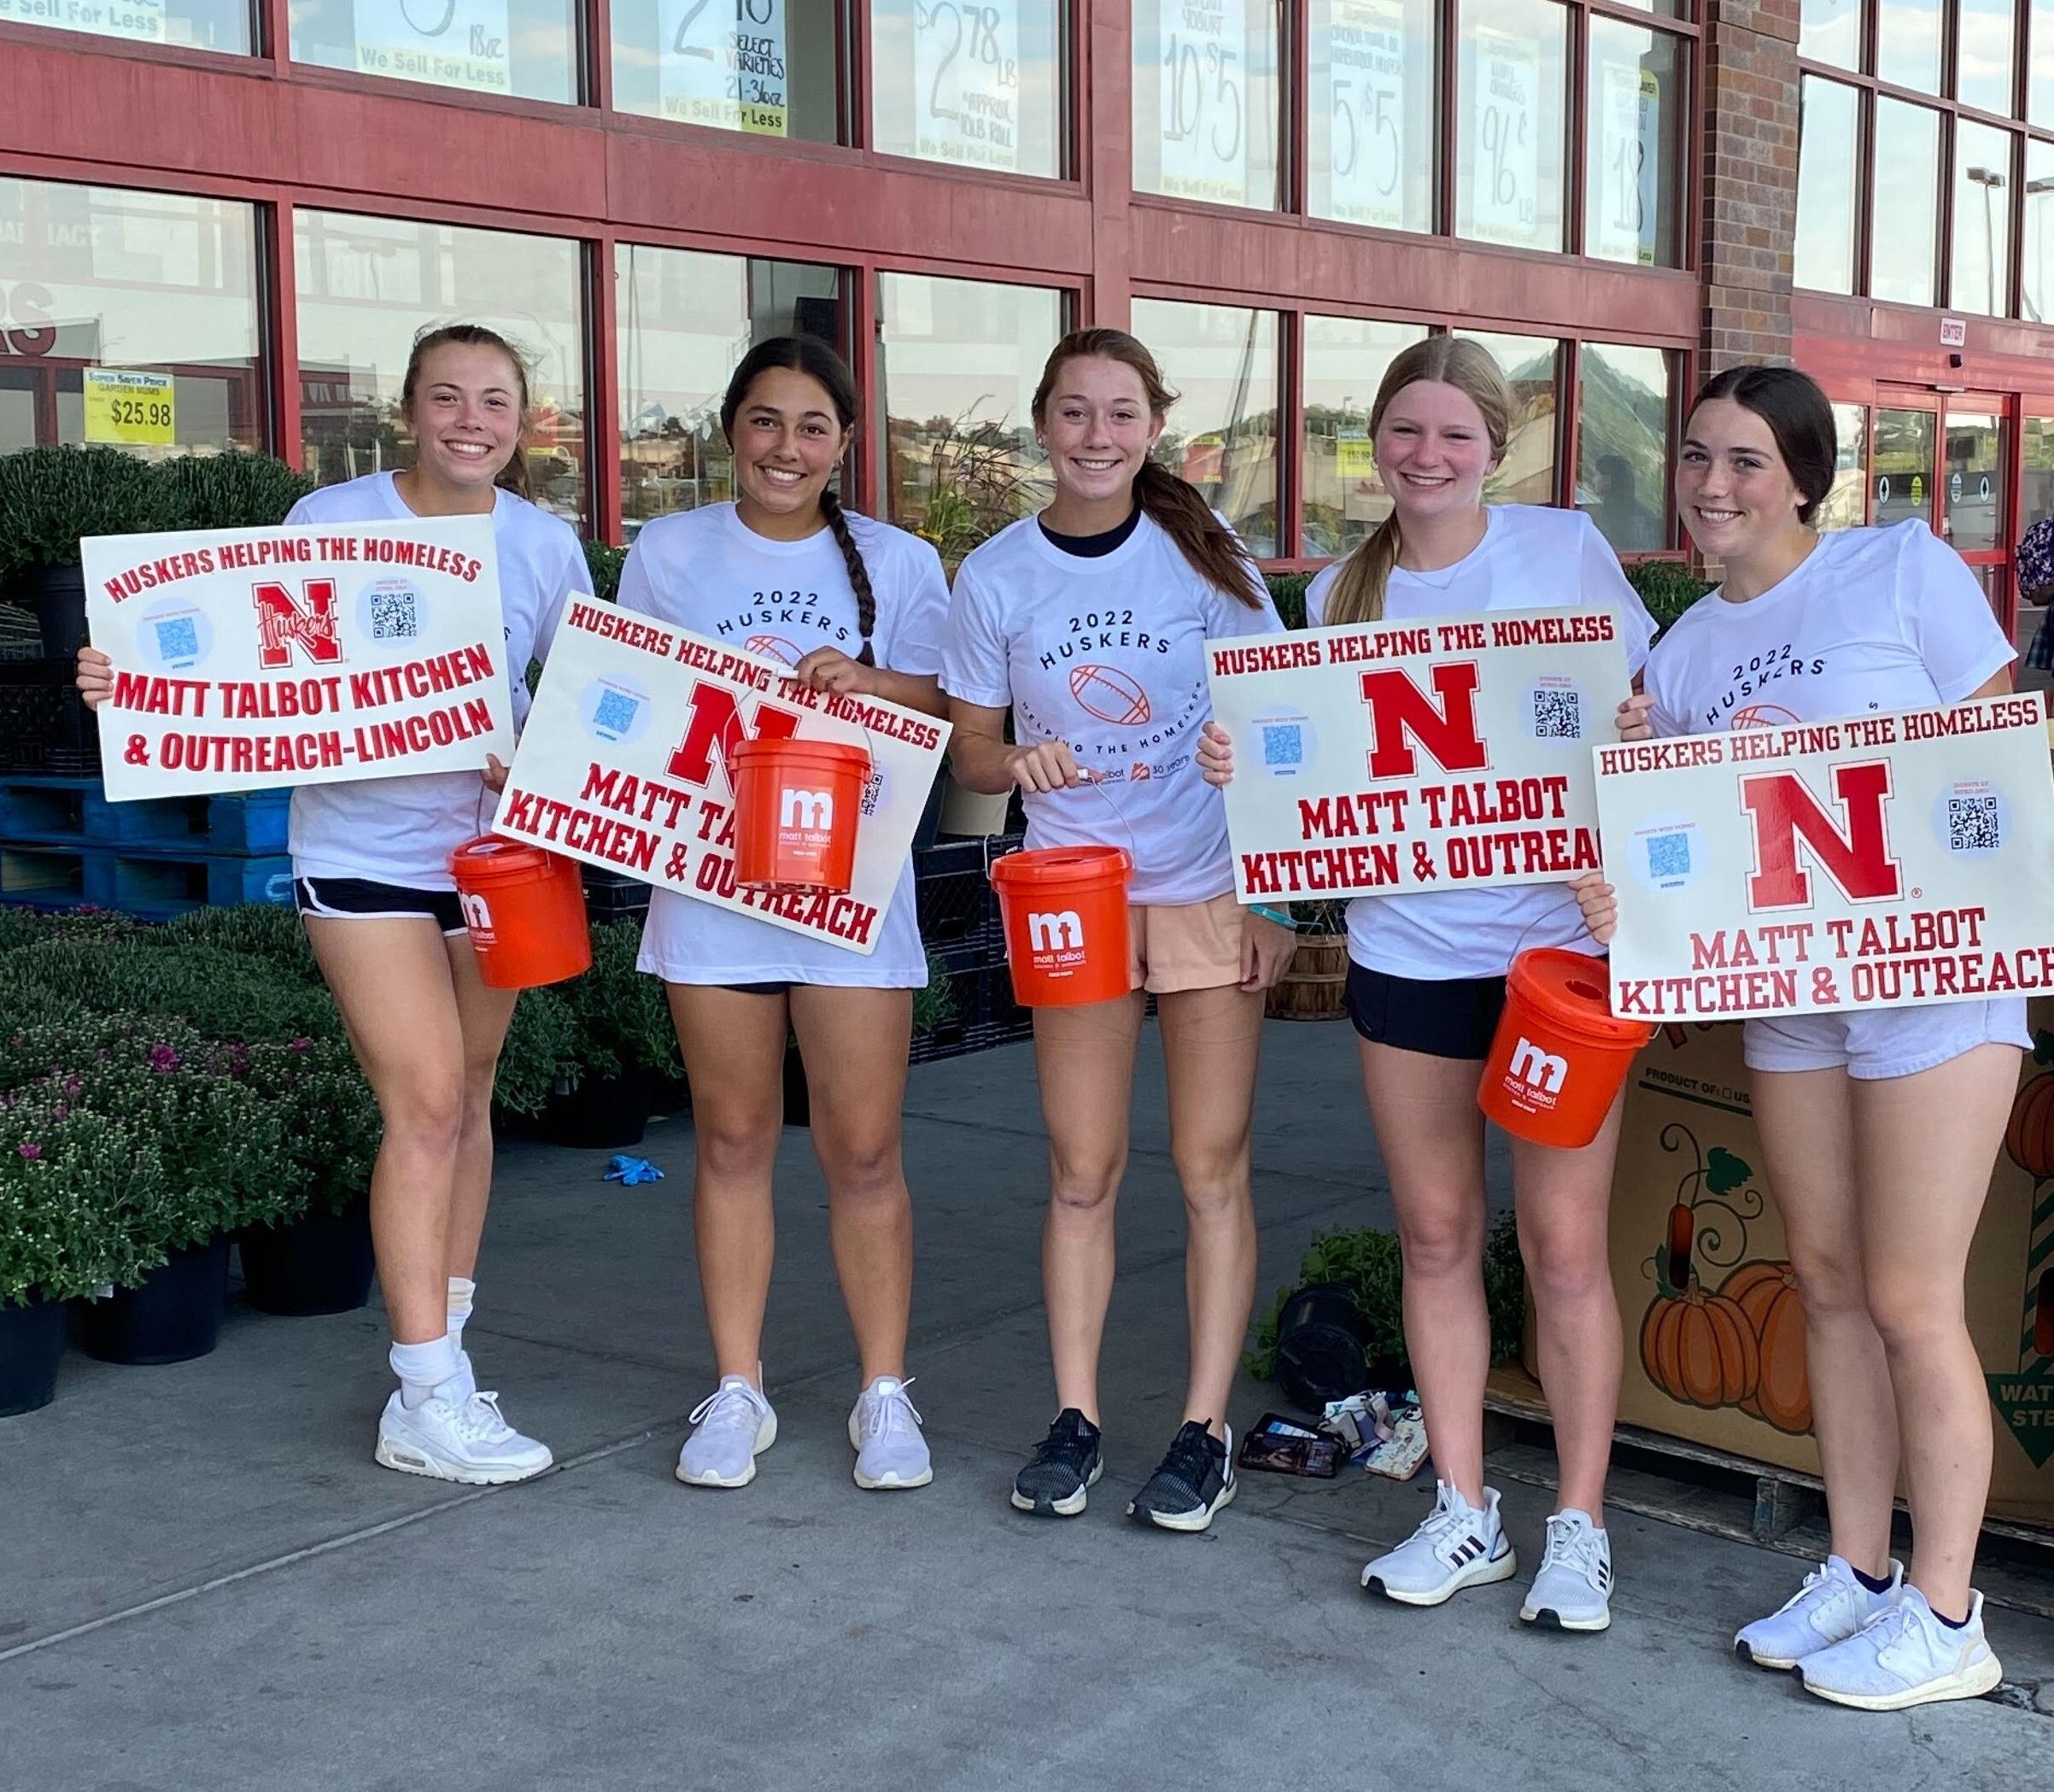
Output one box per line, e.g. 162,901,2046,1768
440,931,518,1284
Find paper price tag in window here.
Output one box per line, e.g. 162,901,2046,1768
1335,433,1377,480
1594,62,1660,266
84,370,174,448
1157,3,1250,205
658,0,789,135
916,0,1021,173
352,0,512,95
1470,28,1539,246
1324,0,1407,231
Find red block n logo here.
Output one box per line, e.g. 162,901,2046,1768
667,679,802,788
1358,662,1488,779
253,579,342,668
1740,761,1901,910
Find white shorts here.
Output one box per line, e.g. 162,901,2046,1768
1742,999,2030,1081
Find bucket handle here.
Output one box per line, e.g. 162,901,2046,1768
992,761,1144,876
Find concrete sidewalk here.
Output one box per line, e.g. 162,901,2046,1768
4,1020,2051,1790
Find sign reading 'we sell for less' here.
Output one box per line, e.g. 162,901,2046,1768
1595,694,2054,1020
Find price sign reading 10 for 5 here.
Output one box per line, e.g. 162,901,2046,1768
1157,1,1250,206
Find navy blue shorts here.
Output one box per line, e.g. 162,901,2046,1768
1343,963,1507,1062
295,876,466,936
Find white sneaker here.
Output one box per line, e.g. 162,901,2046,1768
374,1390,553,1485
1519,1508,1613,1631
848,1375,933,1490
1799,1585,2003,1712
676,1376,777,1489
1361,1481,1517,1606
1734,1555,1902,1670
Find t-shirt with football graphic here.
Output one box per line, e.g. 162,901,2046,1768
1308,504,1658,982
287,472,591,890
942,510,1284,906
618,501,950,988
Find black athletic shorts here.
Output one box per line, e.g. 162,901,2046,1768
295,876,467,936
1343,962,1508,1062
723,981,792,996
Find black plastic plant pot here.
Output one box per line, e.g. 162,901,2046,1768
1274,1281,1372,1414
0,1294,67,1417
535,1070,650,1151
77,1236,230,1367
16,561,89,661
238,1194,376,1317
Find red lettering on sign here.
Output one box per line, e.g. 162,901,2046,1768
1358,662,1488,779
1739,760,1901,911
667,678,802,788
252,579,342,669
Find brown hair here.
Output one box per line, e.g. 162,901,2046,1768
399,323,535,501
1320,337,1514,627
1031,327,1263,608
1688,364,1836,526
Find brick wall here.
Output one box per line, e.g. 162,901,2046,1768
1700,0,1803,371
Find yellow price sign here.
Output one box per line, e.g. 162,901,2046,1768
1336,436,1377,480
84,368,175,447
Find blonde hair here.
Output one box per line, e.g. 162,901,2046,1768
1321,337,1513,626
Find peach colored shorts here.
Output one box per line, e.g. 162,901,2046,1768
1126,891,1249,994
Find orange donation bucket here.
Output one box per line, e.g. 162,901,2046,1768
730,737,872,894
1478,947,1656,1149
990,846,1134,1007
448,835,592,990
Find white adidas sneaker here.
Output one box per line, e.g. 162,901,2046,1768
1361,1481,1518,1606
676,1376,778,1489
848,1376,933,1490
1799,1586,2004,1712
374,1390,553,1485
1519,1509,1613,1631
1735,1555,1901,1670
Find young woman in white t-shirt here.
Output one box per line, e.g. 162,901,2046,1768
1199,337,1656,1625
1574,366,2020,1710
944,327,1295,1532
79,324,590,1485
617,337,950,1496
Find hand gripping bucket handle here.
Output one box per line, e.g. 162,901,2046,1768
448,836,593,991
1478,943,1655,1150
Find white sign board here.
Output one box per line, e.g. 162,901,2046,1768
1470,28,1539,246
915,0,1021,171
658,0,788,134
1157,0,1250,205
1592,61,1659,265
1320,0,1407,230
353,0,514,94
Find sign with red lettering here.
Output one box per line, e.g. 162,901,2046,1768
1205,607,1633,899
494,604,951,955
84,518,512,800
1595,695,2054,1019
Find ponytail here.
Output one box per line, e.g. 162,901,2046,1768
1320,515,1402,626
1132,460,1264,609
818,487,877,666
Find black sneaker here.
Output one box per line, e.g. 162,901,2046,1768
1010,1408,1103,1517
1126,1420,1236,1532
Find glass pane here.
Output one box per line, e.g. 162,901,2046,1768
1871,99,1940,306
1456,0,1568,253
1952,120,2015,313
1300,313,1431,558
1878,0,1944,91
1820,401,1868,530
1307,0,1437,235
0,0,248,50
1800,0,1861,67
1459,329,1559,506
1576,342,1670,553
876,272,1061,565
1796,78,1859,293
295,211,588,527
1957,0,2018,115
2034,0,2054,125
2024,138,2054,319
1943,409,2005,549
1131,297,1280,556
2026,415,2054,520
0,372,34,455
1873,407,1937,527
871,0,1065,177
618,246,846,538
1131,0,1284,209
293,0,577,104
1584,18,1685,266
612,0,841,138
0,177,264,455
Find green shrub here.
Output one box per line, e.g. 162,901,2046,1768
549,919,680,1086
0,445,183,577
237,1035,381,1218
493,982,582,1116
2,938,343,1045
911,950,957,1038
1265,571,1313,630
0,1097,166,1305
584,541,627,603
152,451,316,532
1624,558,1715,635
155,901,322,983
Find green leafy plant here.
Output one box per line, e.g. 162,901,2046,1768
549,919,680,1086
0,445,183,577
493,982,582,1116
1265,571,1314,630
0,1095,167,1306
154,901,322,984
0,938,344,1046
911,950,957,1038
584,540,627,603
1288,899,1349,936
152,451,316,532
1624,559,1715,635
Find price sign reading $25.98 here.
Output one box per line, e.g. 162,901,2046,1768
84,369,175,448
915,0,1021,172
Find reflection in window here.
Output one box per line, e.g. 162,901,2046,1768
1795,77,1859,293
1799,0,1860,68
1872,407,1936,529
1456,0,1568,254
0,177,263,457
295,211,588,526
1945,411,2005,551
1307,0,1437,236
1131,297,1280,557
0,0,248,50
1876,0,1944,93
618,247,846,537
293,0,578,104
1459,330,1559,507
613,0,840,139
1300,314,1431,557
871,0,1066,177
1819,403,1867,531
2023,416,2054,535
1952,120,2014,315
2024,138,2054,321
1583,18,1685,266
1576,343,1670,553
1957,0,2017,117
876,273,1062,567
2034,0,2054,126
1131,0,1284,210
1870,99,1940,307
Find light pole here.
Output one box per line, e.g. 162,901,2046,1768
1968,165,2006,313
2025,174,2054,324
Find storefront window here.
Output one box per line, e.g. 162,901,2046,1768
0,178,263,457
870,0,1066,177
1952,120,2015,314
2034,0,2054,126
2027,138,2054,321
293,0,578,104
0,0,248,51
1944,410,2005,550
1873,406,1936,528
617,246,845,537
876,272,1062,565
1300,313,1431,557
1456,0,1568,255
1307,0,1437,236
2023,415,2054,529
1583,19,1686,267
1459,329,1558,507
1957,0,2017,117
1131,0,1284,211
1131,297,1279,557
1877,0,1944,94
612,0,842,140
1820,402,1867,531
1575,342,1670,553
1871,98,1941,307
1799,0,1861,68
295,211,588,527
1795,77,1859,294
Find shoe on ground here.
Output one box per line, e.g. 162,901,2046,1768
1361,1480,1517,1606
1519,1508,1613,1632
1799,1585,2003,1712
1734,1555,1902,1670
848,1375,932,1490
1010,1408,1103,1517
374,1389,553,1486
1126,1420,1236,1533
676,1375,777,1489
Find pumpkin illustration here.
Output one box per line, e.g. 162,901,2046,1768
1720,1260,1811,1435
2005,1069,2054,1178
1641,1283,1759,1411
1665,1201,1695,1289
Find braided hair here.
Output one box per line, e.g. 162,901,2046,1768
720,336,875,666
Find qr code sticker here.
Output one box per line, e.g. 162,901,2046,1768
1647,834,1691,881
1531,688,1582,739
1948,795,2001,852
1261,723,1303,767
593,689,641,736
370,587,418,641
154,618,198,661
862,771,884,817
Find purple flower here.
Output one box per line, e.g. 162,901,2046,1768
149,1044,181,1072
16,1143,41,1161
286,1038,313,1054
62,1076,81,1098
51,1104,67,1121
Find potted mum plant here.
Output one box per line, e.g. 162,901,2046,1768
0,444,179,659
535,920,680,1149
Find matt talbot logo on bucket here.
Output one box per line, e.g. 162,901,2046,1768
781,788,835,832
1507,1036,1569,1104
1027,910,1086,959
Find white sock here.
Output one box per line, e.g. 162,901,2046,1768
389,1333,464,1410
445,1278,479,1401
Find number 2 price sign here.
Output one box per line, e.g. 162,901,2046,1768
1470,26,1539,247
1320,0,1407,231
658,0,789,136
1157,0,1249,206
915,0,1021,172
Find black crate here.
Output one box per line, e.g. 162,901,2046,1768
0,662,99,776
582,865,652,922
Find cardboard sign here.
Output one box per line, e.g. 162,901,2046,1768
1597,694,2054,1020
85,518,512,801
493,604,951,956
83,368,173,446
1206,606,1630,900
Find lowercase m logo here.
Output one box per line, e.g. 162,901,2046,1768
253,579,342,668
1027,911,1085,953
781,788,834,830
1739,760,1900,911
1357,662,1489,779
1508,1037,1568,1095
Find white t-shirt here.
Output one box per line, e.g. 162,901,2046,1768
621,502,949,987
287,472,589,889
1308,505,1658,980
943,511,1284,905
